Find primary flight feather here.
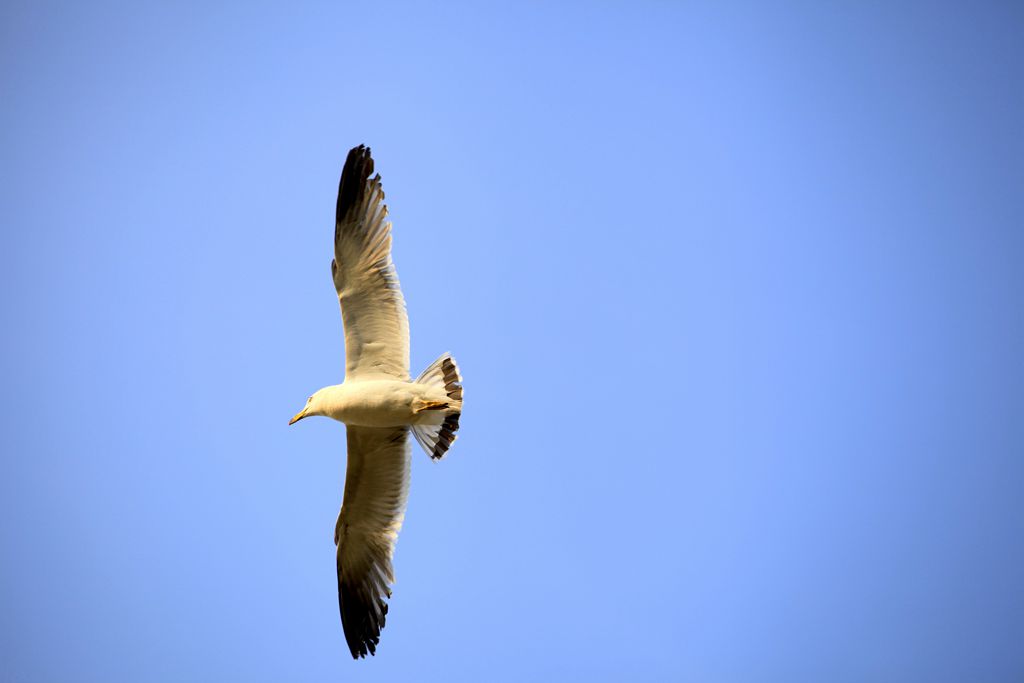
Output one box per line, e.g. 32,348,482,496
289,145,464,659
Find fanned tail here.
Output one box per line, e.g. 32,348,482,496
411,354,463,460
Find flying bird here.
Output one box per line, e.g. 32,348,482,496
289,145,463,658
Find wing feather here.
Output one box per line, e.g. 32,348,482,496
332,145,410,380
335,425,411,658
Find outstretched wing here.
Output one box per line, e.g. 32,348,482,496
332,145,410,380
335,425,412,658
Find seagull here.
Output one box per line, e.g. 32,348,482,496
289,144,463,658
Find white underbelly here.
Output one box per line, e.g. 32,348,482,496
336,379,420,427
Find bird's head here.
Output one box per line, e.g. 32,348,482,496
289,390,324,425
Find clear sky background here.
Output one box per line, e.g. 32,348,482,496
2,2,1022,681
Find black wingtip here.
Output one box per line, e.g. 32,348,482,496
341,600,385,659
339,572,388,659
336,144,374,224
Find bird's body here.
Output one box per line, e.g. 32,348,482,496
289,144,463,659
306,379,458,429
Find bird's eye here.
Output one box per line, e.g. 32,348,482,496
307,396,313,403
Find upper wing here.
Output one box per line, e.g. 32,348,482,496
332,145,410,380
334,425,412,659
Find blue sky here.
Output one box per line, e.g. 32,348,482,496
2,2,1023,681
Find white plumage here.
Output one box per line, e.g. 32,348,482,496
289,145,463,658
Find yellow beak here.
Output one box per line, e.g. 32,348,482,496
289,408,308,425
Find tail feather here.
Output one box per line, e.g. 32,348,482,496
412,354,463,460
416,354,463,402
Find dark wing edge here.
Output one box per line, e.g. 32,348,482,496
337,536,391,659
336,144,375,228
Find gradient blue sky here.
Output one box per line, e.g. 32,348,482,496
3,2,1023,681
